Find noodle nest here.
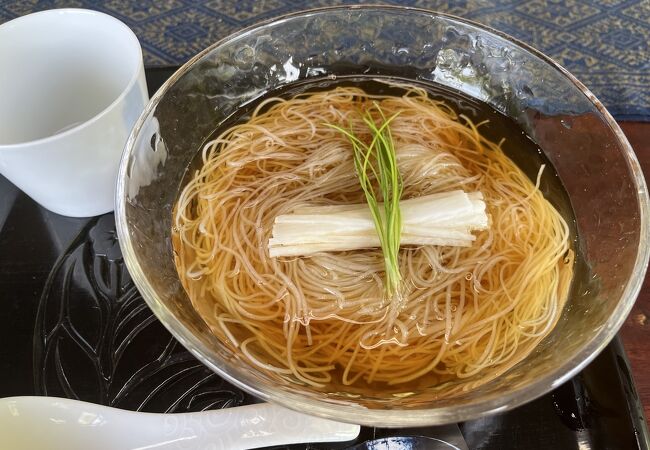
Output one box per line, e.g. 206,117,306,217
173,84,573,397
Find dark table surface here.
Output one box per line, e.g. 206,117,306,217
618,122,650,425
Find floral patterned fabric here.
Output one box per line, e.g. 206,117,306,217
1,0,648,120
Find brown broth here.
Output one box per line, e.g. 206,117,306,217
176,76,582,398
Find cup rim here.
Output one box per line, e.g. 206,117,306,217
116,4,650,426
0,8,143,150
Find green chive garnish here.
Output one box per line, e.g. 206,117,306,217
328,104,403,297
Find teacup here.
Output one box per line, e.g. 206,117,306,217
0,9,148,217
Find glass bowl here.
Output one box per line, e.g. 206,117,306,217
115,6,649,426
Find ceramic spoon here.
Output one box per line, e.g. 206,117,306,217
0,396,360,450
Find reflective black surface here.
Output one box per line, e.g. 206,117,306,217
0,67,647,450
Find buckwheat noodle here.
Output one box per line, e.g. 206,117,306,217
172,83,573,396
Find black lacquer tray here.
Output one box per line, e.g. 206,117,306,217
0,67,648,450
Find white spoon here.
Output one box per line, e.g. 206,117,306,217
0,396,360,450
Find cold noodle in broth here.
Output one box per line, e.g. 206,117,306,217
172,78,575,397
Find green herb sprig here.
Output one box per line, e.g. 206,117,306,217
328,105,403,297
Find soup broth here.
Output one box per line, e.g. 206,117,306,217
172,76,577,399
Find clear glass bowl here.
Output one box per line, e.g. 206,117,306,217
115,6,649,426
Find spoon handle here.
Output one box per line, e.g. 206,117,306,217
158,402,360,449
0,397,360,450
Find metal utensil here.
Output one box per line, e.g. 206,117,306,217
346,424,469,450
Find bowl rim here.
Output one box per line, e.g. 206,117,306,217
116,4,650,426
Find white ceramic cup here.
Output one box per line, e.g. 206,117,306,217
0,9,148,217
